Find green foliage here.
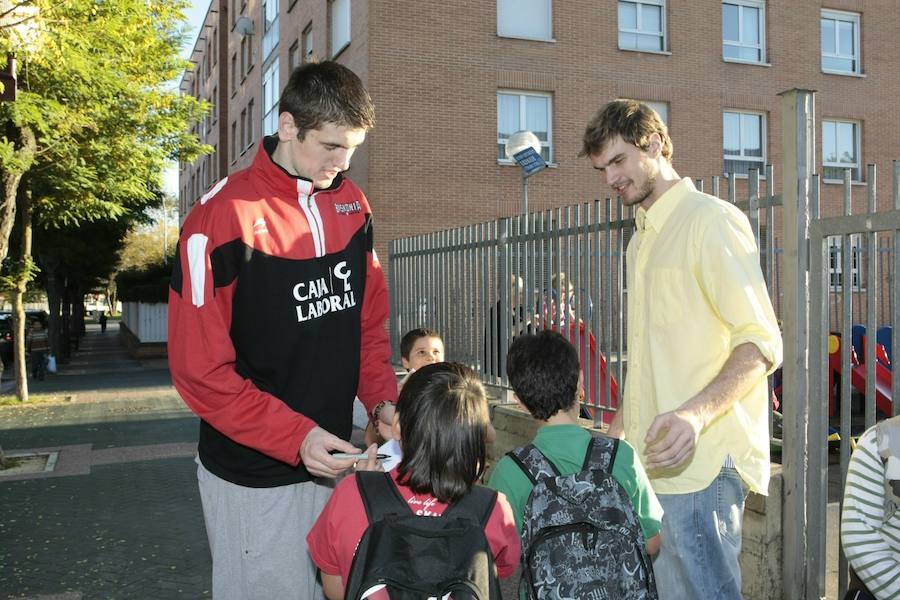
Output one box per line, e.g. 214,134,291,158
0,0,210,228
32,215,134,290
116,255,173,304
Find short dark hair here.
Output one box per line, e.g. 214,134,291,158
396,362,489,503
506,330,580,421
400,328,443,359
278,61,375,140
580,99,673,162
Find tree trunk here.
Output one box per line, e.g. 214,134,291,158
0,444,14,470
60,279,71,362
0,125,35,266
12,186,34,402
72,281,85,340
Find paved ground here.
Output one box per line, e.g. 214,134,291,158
0,321,847,599
0,323,208,600
0,324,513,600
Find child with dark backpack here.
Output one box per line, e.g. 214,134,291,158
488,330,663,599
307,362,520,600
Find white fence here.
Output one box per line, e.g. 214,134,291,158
120,302,167,343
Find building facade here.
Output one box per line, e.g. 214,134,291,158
179,0,899,272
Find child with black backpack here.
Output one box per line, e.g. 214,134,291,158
488,330,663,599
307,362,520,599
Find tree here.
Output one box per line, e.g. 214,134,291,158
118,194,180,273
0,0,209,401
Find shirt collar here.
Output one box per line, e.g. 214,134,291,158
635,177,695,233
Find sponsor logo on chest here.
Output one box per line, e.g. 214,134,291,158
292,260,357,322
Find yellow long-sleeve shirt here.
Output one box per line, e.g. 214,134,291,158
624,178,782,495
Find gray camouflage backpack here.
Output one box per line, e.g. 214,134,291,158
508,436,658,600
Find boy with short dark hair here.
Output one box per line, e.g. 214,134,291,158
489,330,662,596
399,327,444,372
366,328,444,448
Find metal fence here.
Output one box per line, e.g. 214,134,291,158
808,163,900,598
388,149,900,600
388,167,783,428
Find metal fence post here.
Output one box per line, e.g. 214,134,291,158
780,88,817,600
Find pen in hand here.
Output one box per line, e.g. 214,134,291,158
330,452,391,461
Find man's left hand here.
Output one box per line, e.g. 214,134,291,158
643,407,704,470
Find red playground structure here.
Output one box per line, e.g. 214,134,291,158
827,330,893,418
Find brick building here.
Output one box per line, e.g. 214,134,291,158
179,0,899,267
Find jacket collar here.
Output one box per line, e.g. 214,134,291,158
251,135,344,198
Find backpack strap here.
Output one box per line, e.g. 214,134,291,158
508,443,561,485
355,471,413,524
443,484,498,527
582,435,619,473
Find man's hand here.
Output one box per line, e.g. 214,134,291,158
607,410,625,439
643,407,704,470
353,444,384,472
299,426,362,478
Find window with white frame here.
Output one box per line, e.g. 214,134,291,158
231,121,237,161
829,235,863,291
618,0,665,52
240,108,246,154
821,10,861,75
240,37,248,78
722,0,765,63
289,41,299,72
497,91,552,163
262,0,279,61
822,119,861,182
497,0,552,41
262,58,280,136
247,98,255,148
330,0,350,56
303,24,313,62
723,110,765,176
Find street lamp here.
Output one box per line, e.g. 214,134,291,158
505,130,547,217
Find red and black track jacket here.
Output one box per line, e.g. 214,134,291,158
168,136,396,488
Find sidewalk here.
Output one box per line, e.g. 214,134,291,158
0,323,209,599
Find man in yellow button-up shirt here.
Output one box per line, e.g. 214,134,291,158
581,100,782,600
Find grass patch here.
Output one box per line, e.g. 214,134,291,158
0,394,70,407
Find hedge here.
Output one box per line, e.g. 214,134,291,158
116,260,173,304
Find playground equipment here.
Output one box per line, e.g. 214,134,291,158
547,320,618,425
828,327,893,418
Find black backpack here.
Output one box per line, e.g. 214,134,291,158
508,436,658,600
344,471,503,600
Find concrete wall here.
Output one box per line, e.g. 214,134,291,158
487,401,784,600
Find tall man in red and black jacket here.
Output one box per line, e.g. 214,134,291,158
168,61,397,600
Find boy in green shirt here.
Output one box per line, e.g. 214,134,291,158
489,330,662,554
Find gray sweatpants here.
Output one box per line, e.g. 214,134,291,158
197,458,334,600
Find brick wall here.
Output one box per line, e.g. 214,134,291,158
180,1,900,291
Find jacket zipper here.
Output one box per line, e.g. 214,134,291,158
297,182,326,257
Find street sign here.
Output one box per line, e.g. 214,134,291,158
512,146,547,177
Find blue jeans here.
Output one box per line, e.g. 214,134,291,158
652,467,749,600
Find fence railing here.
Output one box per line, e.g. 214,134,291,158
388,162,900,600
388,167,784,427
389,89,900,600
